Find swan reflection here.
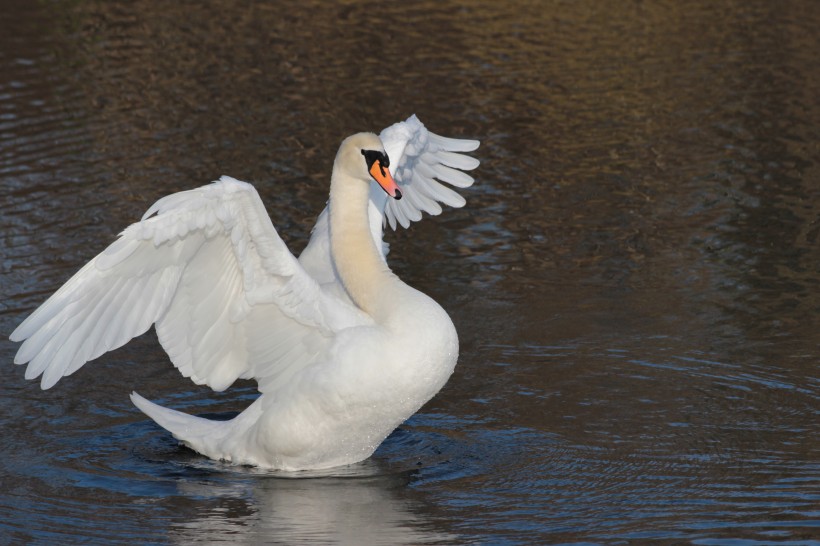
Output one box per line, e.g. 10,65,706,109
168,461,456,544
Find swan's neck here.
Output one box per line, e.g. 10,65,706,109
329,169,397,318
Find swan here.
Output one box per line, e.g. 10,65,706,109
9,115,480,470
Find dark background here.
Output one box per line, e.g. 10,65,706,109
1,0,818,543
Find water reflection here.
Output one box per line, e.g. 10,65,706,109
169,471,455,545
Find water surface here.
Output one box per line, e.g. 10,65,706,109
1,0,819,543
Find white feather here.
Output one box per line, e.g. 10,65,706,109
12,177,372,392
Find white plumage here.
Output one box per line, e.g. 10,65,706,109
10,115,479,470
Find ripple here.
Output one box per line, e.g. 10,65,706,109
3,0,820,543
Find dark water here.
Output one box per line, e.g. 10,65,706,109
2,0,819,543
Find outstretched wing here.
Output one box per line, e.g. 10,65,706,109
11,176,372,392
379,114,480,230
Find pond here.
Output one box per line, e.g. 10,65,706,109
1,0,818,543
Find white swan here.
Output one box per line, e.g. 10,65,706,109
9,115,480,470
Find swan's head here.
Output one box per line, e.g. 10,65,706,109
337,132,402,200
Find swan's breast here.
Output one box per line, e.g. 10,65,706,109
383,287,459,397
248,289,458,470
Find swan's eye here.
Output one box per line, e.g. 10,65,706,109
361,149,389,175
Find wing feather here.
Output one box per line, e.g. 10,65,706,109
379,114,480,230
437,150,481,171
11,176,372,392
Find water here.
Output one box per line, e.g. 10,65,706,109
1,0,819,543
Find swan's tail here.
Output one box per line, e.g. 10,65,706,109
130,391,261,463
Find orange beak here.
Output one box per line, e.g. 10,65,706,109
369,160,402,200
